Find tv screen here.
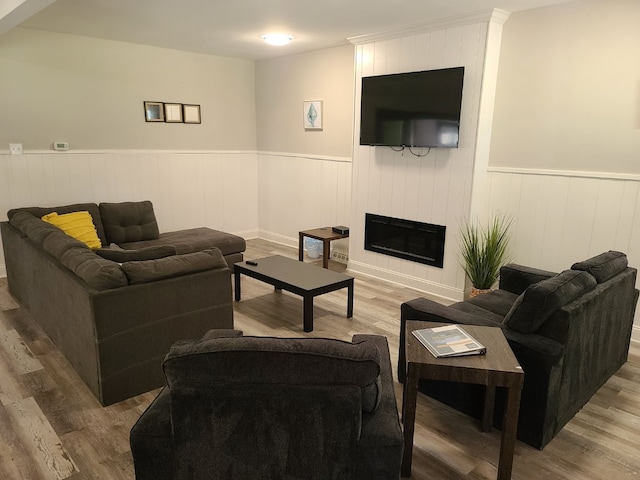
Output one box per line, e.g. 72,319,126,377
359,66,464,148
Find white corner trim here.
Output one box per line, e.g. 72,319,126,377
488,166,640,182
348,8,510,45
0,149,352,164
258,151,352,163
0,149,258,155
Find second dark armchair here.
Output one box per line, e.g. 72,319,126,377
130,330,404,480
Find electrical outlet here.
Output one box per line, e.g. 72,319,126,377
331,250,349,264
9,143,23,154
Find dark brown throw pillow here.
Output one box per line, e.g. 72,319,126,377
571,251,628,283
503,270,597,334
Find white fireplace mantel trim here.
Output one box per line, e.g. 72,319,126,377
348,8,510,46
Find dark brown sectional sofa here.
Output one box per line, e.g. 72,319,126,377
1,201,246,405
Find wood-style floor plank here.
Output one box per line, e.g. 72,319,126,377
0,241,639,479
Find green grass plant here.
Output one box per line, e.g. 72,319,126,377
458,215,512,290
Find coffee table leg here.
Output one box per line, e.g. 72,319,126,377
347,280,354,318
497,385,522,480
234,270,241,301
303,295,313,332
401,363,419,477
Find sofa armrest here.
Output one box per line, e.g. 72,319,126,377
352,334,404,479
401,297,478,325
201,329,243,340
504,329,564,363
130,387,174,480
352,335,399,422
399,298,502,384
499,263,558,295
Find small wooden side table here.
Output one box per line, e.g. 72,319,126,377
401,321,524,480
298,227,349,269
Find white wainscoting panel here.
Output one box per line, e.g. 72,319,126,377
0,150,259,273
486,169,640,272
487,168,640,333
257,152,352,249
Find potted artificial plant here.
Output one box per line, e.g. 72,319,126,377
458,214,512,297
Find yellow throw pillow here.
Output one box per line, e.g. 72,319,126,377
42,211,102,249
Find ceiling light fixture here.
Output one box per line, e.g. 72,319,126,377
261,33,294,46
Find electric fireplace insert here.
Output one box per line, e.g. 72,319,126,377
364,213,445,268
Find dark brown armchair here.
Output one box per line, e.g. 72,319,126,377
130,330,404,479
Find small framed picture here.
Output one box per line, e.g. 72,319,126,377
183,104,201,124
303,100,323,130
144,101,165,122
164,103,183,123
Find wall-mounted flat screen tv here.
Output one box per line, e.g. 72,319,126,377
359,66,465,148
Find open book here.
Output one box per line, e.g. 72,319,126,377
412,325,486,358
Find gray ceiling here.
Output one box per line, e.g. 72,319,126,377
14,0,571,60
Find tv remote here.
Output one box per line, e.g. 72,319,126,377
246,260,258,266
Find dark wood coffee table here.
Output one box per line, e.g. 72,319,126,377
234,255,354,332
402,321,524,480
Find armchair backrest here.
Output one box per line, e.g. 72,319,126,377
162,336,382,480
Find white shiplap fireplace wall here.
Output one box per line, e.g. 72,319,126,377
347,9,509,301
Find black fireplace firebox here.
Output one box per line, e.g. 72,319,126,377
364,213,445,268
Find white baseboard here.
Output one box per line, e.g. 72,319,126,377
346,259,462,304
234,228,260,240
257,230,298,249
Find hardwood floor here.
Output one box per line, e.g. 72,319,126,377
1,238,639,479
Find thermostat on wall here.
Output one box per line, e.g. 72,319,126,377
53,141,69,151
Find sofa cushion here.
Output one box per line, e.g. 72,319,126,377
37,228,127,290
121,248,227,285
164,336,382,413
9,211,60,244
59,245,128,290
465,289,520,318
503,270,597,334
96,244,177,262
42,211,102,249
8,203,107,245
120,227,247,257
571,251,628,283
99,201,160,244
42,228,89,258
449,302,505,327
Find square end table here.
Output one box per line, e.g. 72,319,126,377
401,321,524,480
299,227,349,269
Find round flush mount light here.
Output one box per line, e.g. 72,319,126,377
260,33,294,46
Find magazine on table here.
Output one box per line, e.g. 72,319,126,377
412,324,486,358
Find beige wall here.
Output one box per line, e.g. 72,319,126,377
0,28,256,150
489,0,640,173
255,44,355,158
